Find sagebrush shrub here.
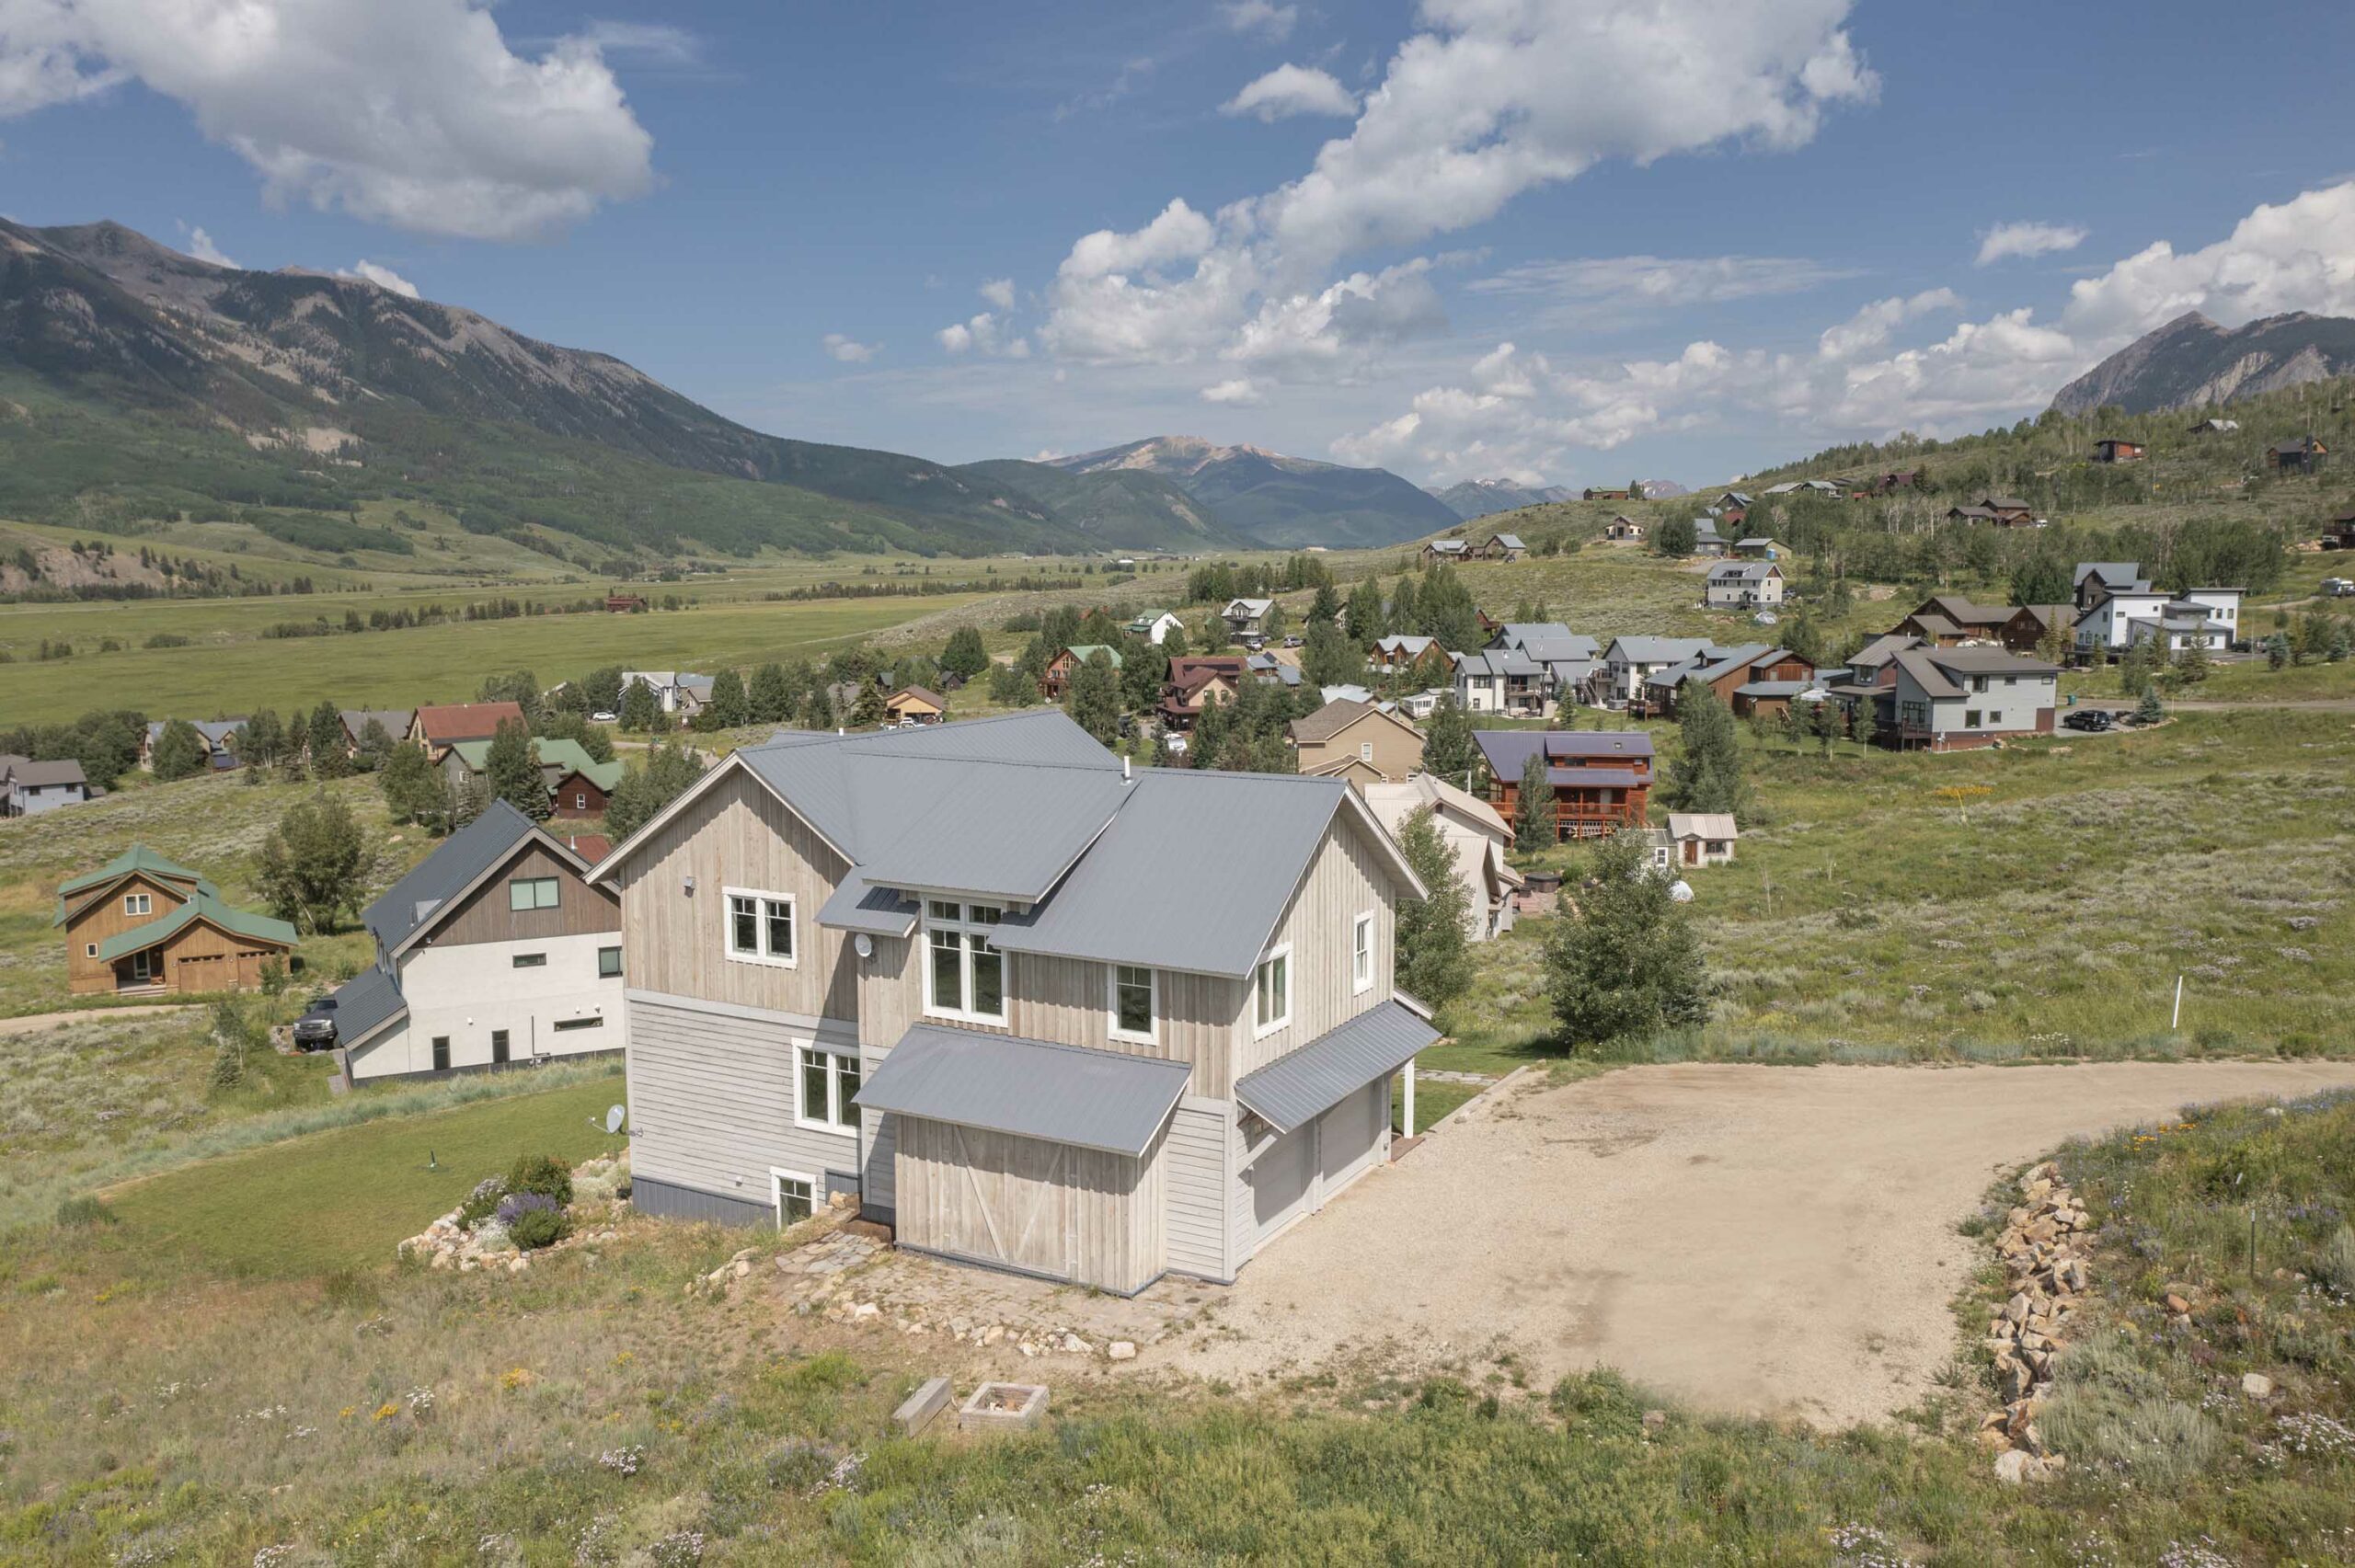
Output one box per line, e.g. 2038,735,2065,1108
506,1153,573,1207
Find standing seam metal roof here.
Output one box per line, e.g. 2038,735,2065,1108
362,801,546,952
855,1024,1191,1157
1234,1001,1440,1133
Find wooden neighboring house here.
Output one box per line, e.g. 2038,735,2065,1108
1644,644,1813,719
141,719,245,773
1287,699,1426,783
443,738,626,820
1705,560,1785,609
1945,495,2037,527
1041,644,1123,700
55,846,294,996
1360,774,1522,941
1420,538,1473,568
339,709,416,758
1479,532,1527,561
318,802,625,1081
2322,512,2355,550
2270,435,2330,473
1731,536,1782,560
1666,813,1739,868
1582,486,1633,501
2091,438,2146,464
1689,520,1729,557
1893,594,2020,647
1474,729,1654,841
603,592,649,612
885,686,947,727
410,702,525,763
1604,514,1645,542
582,709,1436,1292
1157,656,1246,730
1367,634,1448,680
2187,418,2239,434
1,756,93,817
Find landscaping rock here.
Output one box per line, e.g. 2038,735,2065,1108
1108,1341,1138,1362
1983,1162,2096,1482
2242,1372,2275,1399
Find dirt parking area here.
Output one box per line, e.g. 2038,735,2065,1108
1165,1060,2355,1426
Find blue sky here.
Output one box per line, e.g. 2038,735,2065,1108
6,0,2355,489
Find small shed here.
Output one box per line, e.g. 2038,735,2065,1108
1666,812,1740,867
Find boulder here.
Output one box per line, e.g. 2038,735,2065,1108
2241,1372,2274,1399
1108,1342,1138,1362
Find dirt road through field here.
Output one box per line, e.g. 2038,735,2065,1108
1178,1060,2355,1427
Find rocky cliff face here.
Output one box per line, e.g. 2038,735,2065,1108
2051,311,2355,415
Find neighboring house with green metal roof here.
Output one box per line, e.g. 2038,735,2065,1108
441,737,628,820
54,844,294,995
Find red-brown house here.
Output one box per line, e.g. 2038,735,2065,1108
2091,439,2146,464
1474,730,1655,841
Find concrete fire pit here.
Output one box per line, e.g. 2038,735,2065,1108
957,1380,1048,1436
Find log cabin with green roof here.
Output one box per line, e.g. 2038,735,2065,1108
55,846,297,996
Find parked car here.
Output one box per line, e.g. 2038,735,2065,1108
2061,709,2114,733
1282,635,1304,648
590,710,619,722
293,1000,339,1050
2324,578,2355,599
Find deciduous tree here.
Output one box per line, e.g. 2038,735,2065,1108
1543,833,1707,1049
604,739,707,841
1664,683,1747,818
1394,807,1473,1009
1514,747,1555,855
255,793,367,935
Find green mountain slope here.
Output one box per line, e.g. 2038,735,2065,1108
1428,478,1575,520
1046,435,1460,548
954,459,1258,550
0,219,1220,562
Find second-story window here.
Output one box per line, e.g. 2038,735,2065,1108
124,892,152,916
1254,944,1291,1036
925,900,1004,1023
509,876,559,911
724,887,797,967
1352,912,1374,994
1109,964,1155,1043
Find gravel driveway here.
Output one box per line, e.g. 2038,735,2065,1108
1168,1060,2355,1427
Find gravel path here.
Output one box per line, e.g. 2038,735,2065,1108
1167,1060,2355,1427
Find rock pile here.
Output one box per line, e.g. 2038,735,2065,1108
1979,1159,2093,1482
397,1211,623,1274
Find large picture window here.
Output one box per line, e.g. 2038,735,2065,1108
796,1046,861,1132
1254,944,1292,1036
724,887,797,968
1109,963,1156,1043
924,900,1005,1023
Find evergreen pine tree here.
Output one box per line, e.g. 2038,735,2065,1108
941,627,990,681
849,681,888,729
707,669,750,728
1514,747,1555,855
379,740,442,827
1308,582,1341,626
307,702,351,779
1665,683,1748,817
1421,695,1476,783
1346,578,1386,647
1394,807,1473,1008
485,718,548,819
617,679,660,733
150,718,209,782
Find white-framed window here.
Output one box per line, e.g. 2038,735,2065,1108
1360,740,1373,761
1109,963,1156,1044
123,892,152,916
85,943,98,958
724,886,797,968
1351,912,1374,994
574,792,589,810
509,876,559,911
771,1167,817,1227
924,900,1005,1023
1253,943,1292,1037
796,1045,861,1132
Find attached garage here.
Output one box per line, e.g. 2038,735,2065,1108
856,1024,1191,1294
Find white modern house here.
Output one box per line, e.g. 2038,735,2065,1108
1597,636,1717,708
1126,611,1186,645
321,803,627,1080
1361,775,1522,941
2074,578,2244,656
1706,561,1785,609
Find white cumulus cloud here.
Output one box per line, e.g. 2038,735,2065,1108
1221,63,1357,122
979,277,1016,311
1200,377,1264,405
336,259,419,297
0,0,656,241
1039,0,1877,377
1975,221,2088,267
1218,0,1298,40
175,221,236,268
936,312,1029,358
821,333,879,363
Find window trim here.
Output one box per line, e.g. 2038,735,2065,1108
123,891,152,916
551,1014,604,1033
1253,942,1293,1039
722,885,798,969
597,944,623,979
1351,911,1375,995
770,1167,818,1228
794,1044,862,1135
1107,963,1158,1045
922,900,1006,1024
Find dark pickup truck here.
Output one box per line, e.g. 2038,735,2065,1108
293,1000,338,1050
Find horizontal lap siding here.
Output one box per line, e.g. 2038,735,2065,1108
626,998,856,1214
1166,1102,1229,1280
861,1036,898,1218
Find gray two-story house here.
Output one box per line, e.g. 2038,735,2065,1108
588,711,1433,1294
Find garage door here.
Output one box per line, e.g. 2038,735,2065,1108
1248,1123,1315,1248
1318,1081,1384,1196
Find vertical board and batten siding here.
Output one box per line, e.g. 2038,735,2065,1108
1164,1100,1231,1280
63,874,196,993
893,1116,1167,1294
1235,812,1399,1082
611,771,858,1022
857,926,1240,1097
626,997,858,1215
428,841,619,948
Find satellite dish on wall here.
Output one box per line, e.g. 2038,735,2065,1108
854,933,874,959
604,1104,627,1136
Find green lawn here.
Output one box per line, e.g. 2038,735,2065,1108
103,1070,626,1277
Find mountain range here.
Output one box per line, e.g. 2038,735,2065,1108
1044,436,1461,549
1427,478,1574,521
0,219,1451,562
2050,311,2355,416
